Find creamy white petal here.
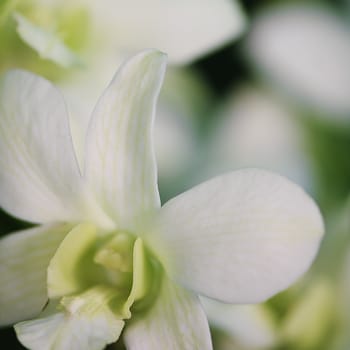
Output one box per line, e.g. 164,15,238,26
0,224,71,326
152,169,324,303
124,276,212,350
16,312,123,350
0,70,84,223
88,0,246,64
15,289,124,350
85,50,166,231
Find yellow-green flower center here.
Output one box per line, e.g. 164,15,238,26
47,223,161,321
94,232,135,290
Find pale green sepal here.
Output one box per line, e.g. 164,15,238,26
15,287,124,350
0,224,71,326
124,276,212,350
84,49,167,232
14,12,82,68
47,223,98,298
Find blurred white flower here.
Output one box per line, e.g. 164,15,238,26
84,0,246,65
205,86,312,190
202,297,277,350
246,5,350,122
13,0,246,66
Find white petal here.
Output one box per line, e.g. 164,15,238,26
152,169,324,303
15,292,124,350
124,276,212,350
0,224,71,326
85,50,166,231
247,5,350,119
88,0,246,64
0,70,84,223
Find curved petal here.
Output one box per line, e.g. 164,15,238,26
89,0,246,64
122,238,150,318
15,287,124,350
84,50,166,231
16,312,123,350
124,276,212,350
152,169,324,303
47,223,98,298
0,224,72,326
0,70,83,223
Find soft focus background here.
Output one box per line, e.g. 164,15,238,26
1,0,350,349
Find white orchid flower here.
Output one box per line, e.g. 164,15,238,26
0,50,324,350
